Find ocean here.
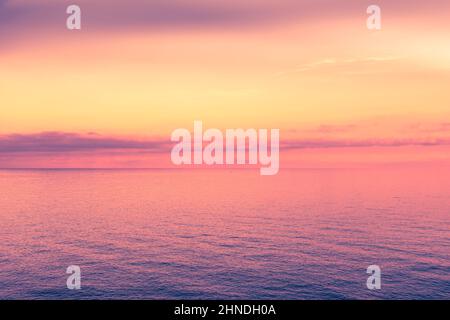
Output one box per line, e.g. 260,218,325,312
0,168,449,299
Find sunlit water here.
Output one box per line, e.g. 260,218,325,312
0,168,449,299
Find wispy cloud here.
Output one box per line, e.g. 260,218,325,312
409,122,450,134
292,124,359,134
276,56,403,77
281,138,450,149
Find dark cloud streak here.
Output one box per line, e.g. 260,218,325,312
1,131,449,154
0,132,169,153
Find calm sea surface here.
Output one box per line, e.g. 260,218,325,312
0,168,449,299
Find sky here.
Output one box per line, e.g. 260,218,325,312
1,0,450,168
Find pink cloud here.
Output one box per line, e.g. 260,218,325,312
1,131,450,168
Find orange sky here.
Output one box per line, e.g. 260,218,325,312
1,0,450,168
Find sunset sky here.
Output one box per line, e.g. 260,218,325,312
1,0,450,168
